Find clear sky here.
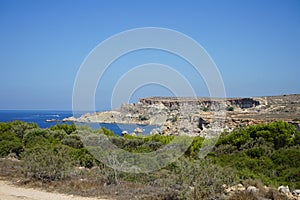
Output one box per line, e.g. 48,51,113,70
0,0,299,110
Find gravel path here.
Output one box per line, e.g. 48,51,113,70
0,180,111,200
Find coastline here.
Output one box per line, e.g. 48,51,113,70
63,94,300,136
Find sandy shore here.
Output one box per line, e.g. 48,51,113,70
0,180,111,200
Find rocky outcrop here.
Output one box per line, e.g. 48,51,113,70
140,97,260,110
64,94,300,137
222,183,300,200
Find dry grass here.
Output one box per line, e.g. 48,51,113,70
228,191,258,200
0,158,177,200
228,189,289,200
0,158,292,200
0,158,23,179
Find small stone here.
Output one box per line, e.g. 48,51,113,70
121,130,128,136
237,184,245,191
224,188,231,194
150,128,160,135
130,132,136,136
247,186,258,193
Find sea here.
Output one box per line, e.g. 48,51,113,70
0,110,158,136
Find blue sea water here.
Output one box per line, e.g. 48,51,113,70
0,110,157,135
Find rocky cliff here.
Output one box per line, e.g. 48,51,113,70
64,94,300,136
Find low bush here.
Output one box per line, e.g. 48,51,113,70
50,123,76,135
71,148,97,168
61,134,83,149
22,128,60,148
172,158,237,199
0,131,23,157
227,106,234,111
99,127,115,136
22,143,74,181
185,136,204,157
142,134,174,144
10,120,38,138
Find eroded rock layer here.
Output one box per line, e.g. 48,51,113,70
64,94,300,136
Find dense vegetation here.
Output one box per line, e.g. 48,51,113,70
0,120,299,199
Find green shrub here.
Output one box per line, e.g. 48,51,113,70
218,121,295,150
99,127,115,136
0,122,12,133
61,134,83,149
227,106,234,111
141,141,163,151
23,128,50,147
248,121,294,149
143,134,174,144
218,128,250,149
48,129,67,140
245,147,265,158
0,121,38,139
0,131,23,157
185,136,204,157
109,137,126,149
280,167,300,189
10,121,38,138
271,146,300,168
22,143,74,181
50,123,76,135
202,107,210,112
71,148,97,168
124,138,144,150
293,131,300,145
174,158,237,199
214,144,237,155
126,145,153,153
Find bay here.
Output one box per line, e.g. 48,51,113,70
0,110,157,135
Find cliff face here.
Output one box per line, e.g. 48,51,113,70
64,94,300,136
140,97,260,109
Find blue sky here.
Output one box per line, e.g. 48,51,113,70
0,0,299,110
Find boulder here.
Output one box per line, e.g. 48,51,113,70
278,185,290,194
292,189,300,196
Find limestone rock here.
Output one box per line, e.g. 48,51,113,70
121,130,128,136
292,189,300,197
63,94,300,136
133,127,143,134
236,183,245,191
247,186,258,193
150,128,160,135
278,185,290,194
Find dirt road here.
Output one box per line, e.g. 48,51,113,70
0,180,110,200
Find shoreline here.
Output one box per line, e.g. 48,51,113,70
63,94,300,136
